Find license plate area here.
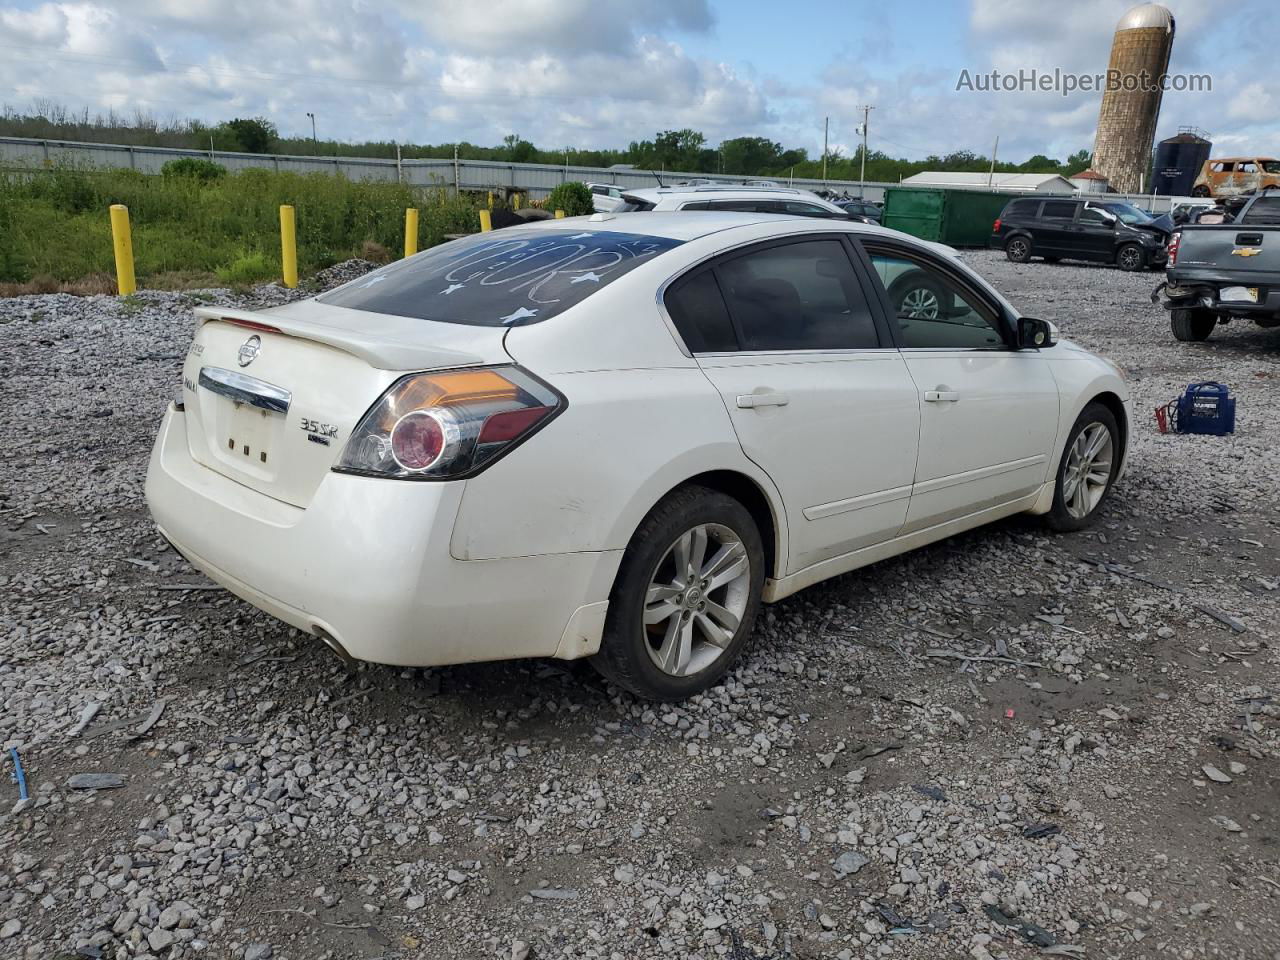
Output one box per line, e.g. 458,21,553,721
1221,285,1259,303
206,396,287,482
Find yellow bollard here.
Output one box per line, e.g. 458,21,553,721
513,192,522,209
478,210,493,233
487,191,494,210
404,208,419,258
279,205,297,289
554,209,566,219
109,204,136,295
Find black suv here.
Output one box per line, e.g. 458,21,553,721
990,197,1168,271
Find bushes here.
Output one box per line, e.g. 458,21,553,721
0,164,482,284
546,181,593,217
161,157,226,182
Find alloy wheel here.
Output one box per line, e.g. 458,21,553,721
642,523,751,677
1119,246,1142,270
899,287,940,319
1062,422,1113,519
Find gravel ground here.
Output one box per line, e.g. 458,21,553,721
1,250,1278,960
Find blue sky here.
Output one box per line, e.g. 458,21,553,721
0,0,1274,163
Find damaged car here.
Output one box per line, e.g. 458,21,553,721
1156,188,1280,341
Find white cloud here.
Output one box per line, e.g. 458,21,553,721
0,0,1275,163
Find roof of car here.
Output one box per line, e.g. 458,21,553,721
510,211,950,249
621,185,816,199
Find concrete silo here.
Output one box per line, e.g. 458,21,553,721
1091,3,1175,194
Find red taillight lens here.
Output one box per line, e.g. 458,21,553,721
478,406,552,444
221,317,282,334
1167,230,1181,265
336,365,563,480
993,218,1001,233
390,411,451,470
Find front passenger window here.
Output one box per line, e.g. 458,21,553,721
866,250,1006,350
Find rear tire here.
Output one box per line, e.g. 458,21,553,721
591,486,765,701
1046,402,1120,532
1116,243,1144,271
1191,185,1211,198
1171,307,1216,341
1005,236,1032,263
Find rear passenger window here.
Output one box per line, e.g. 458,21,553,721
664,269,737,353
715,241,880,351
1041,200,1077,220
707,200,766,213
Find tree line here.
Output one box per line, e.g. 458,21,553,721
1,102,1093,182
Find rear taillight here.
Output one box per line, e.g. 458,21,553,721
1167,230,1181,265
335,365,563,480
993,218,1001,233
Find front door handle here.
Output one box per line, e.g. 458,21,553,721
923,390,960,403
736,392,790,409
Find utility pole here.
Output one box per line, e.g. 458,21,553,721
306,112,317,155
987,135,999,189
857,105,873,198
821,116,829,191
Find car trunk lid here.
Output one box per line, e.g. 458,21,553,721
181,303,510,508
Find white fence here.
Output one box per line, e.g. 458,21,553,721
0,135,1192,211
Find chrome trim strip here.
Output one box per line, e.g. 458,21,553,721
198,366,291,414
804,484,913,521
910,454,1047,496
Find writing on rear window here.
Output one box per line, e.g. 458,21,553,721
318,230,683,326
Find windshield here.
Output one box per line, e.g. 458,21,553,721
318,229,682,326
1096,202,1153,225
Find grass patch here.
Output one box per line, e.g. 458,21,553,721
0,163,483,286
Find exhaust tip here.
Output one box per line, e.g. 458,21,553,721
313,626,356,667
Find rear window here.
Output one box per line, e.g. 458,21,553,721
618,194,656,212
1242,196,1280,225
1003,199,1036,218
318,229,682,326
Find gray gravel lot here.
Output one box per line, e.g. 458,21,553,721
1,250,1278,960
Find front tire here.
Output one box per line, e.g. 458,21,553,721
592,486,765,701
1005,236,1032,263
888,271,949,320
1171,307,1216,341
1116,243,1144,272
1046,403,1120,532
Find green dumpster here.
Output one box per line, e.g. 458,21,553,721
881,187,1022,247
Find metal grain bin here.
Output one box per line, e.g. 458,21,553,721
882,187,1020,247
1153,127,1211,196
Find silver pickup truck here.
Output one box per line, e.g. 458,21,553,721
1156,188,1280,341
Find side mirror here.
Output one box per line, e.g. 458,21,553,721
1017,316,1056,349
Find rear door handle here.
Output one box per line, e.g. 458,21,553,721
923,390,960,403
736,392,790,409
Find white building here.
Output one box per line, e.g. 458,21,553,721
900,172,1076,194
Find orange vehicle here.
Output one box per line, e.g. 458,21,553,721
1192,157,1280,198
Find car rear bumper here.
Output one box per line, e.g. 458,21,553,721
145,403,619,667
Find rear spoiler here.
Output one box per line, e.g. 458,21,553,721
194,306,486,372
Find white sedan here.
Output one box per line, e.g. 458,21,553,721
146,212,1130,700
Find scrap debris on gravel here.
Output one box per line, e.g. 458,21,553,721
1,252,1277,960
